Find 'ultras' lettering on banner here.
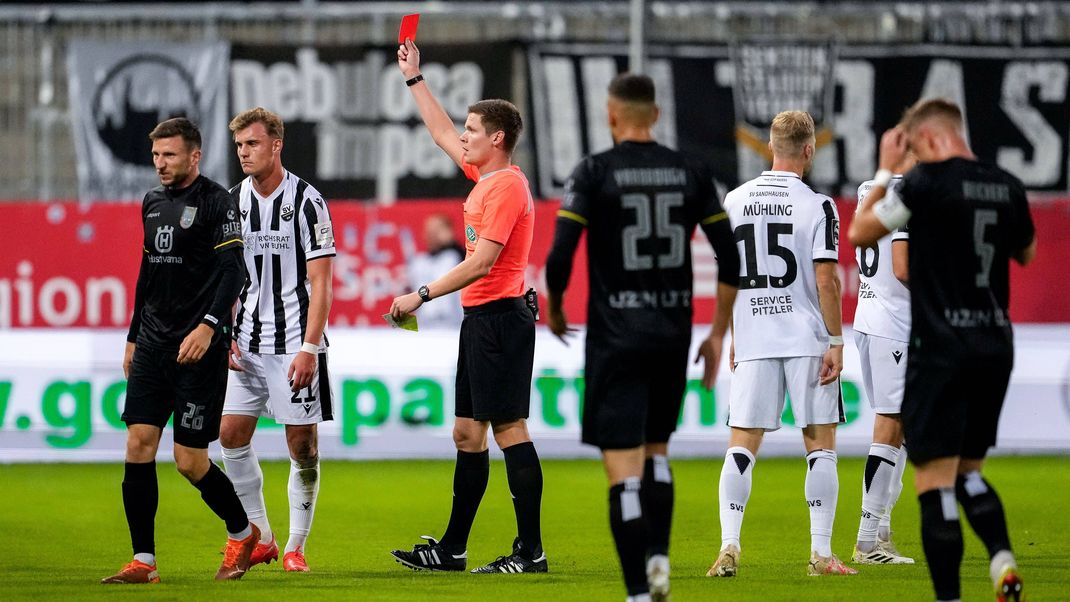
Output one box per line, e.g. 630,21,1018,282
229,44,516,202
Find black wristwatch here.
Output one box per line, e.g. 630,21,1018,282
417,285,432,302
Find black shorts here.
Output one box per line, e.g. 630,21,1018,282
902,352,1013,465
582,342,690,450
455,297,535,422
123,340,230,449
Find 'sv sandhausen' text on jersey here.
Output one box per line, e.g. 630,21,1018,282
556,141,730,349
232,171,335,354
896,158,1034,355
854,177,910,343
136,175,243,349
724,171,839,361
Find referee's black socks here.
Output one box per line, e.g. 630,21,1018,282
955,470,1012,558
193,462,250,536
122,461,158,557
610,477,649,597
919,488,964,601
440,449,490,554
503,441,544,558
642,455,674,556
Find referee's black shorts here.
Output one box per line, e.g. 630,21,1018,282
902,351,1013,465
582,340,690,450
455,297,535,423
123,339,230,449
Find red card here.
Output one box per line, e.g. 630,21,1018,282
398,13,420,44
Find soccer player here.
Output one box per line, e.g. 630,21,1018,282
104,118,257,584
850,98,1036,602
851,156,917,566
708,110,857,578
219,107,336,573
388,39,546,574
544,73,740,602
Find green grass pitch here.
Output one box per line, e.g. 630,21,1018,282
2,456,1068,600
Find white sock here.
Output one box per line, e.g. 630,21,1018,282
285,457,320,554
857,443,900,551
718,446,755,551
133,552,156,566
626,594,652,602
805,449,838,557
989,549,1017,587
879,445,907,541
221,444,273,544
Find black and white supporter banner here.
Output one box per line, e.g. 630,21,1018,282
67,41,231,202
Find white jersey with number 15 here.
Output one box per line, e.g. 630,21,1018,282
723,170,839,362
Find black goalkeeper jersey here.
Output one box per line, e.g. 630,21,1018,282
896,157,1035,358
130,175,243,350
546,141,739,351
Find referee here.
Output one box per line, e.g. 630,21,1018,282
545,73,739,601
850,99,1036,602
388,39,546,574
103,118,258,584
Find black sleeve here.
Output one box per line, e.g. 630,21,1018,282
126,250,148,343
1007,175,1036,251
545,158,596,294
897,166,924,212
204,246,245,328
210,189,243,254
693,159,740,287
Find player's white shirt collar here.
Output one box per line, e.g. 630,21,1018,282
249,170,289,201
760,170,802,179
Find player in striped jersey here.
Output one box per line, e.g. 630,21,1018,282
219,107,336,573
851,162,916,566
709,111,856,578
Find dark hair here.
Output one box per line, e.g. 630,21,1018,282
608,73,656,104
467,99,523,153
148,117,202,150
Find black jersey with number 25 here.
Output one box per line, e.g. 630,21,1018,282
135,175,243,349
896,158,1035,356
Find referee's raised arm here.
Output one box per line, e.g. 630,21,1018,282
397,39,465,168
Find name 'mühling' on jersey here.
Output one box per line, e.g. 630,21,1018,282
549,141,734,350
232,171,336,355
133,175,243,350
896,158,1035,356
854,177,910,343
724,170,839,361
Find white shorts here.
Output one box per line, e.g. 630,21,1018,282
224,350,333,425
728,356,844,431
854,331,908,414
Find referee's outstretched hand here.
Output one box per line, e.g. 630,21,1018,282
177,323,214,365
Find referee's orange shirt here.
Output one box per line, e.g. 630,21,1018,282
459,163,534,307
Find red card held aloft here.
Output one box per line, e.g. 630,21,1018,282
398,13,420,44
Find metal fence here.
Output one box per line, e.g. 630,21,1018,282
2,1,1070,200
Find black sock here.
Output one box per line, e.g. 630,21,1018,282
919,488,964,601
193,462,249,535
956,471,1012,558
122,461,158,557
503,441,544,558
642,455,674,556
439,449,490,552
610,478,649,596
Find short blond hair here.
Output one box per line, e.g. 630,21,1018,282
769,110,815,158
900,98,963,133
229,107,284,140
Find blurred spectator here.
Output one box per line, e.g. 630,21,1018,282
407,213,465,328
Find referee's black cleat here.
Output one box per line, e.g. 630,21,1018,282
390,536,466,572
470,538,548,574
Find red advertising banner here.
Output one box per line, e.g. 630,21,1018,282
0,199,1066,329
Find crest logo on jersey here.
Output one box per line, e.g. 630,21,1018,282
154,225,174,253
465,224,477,243
240,209,248,219
892,350,903,364
281,204,295,222
227,209,236,221
180,206,197,229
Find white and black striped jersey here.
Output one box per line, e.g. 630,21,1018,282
231,171,335,354
854,178,910,343
723,170,840,361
